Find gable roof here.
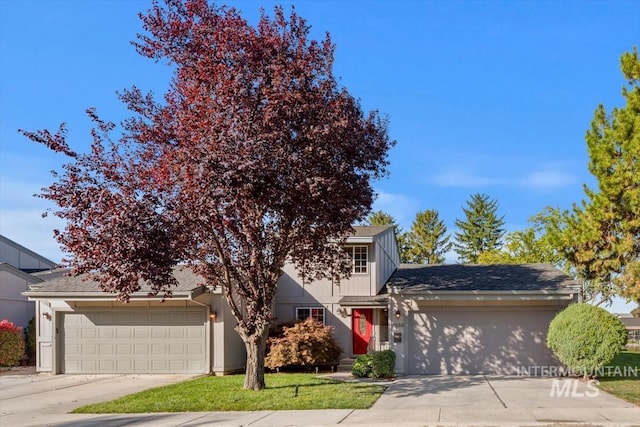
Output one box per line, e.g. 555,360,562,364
387,263,580,293
24,265,210,298
350,225,393,238
0,263,45,284
621,317,640,329
0,234,57,269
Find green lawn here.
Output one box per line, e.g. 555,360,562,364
72,374,385,413
597,350,640,406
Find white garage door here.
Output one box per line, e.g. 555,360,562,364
62,308,206,374
408,307,558,375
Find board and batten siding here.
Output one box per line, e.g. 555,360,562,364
373,228,400,295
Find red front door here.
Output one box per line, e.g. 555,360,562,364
352,308,373,355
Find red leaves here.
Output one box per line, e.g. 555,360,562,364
23,0,392,346
19,123,77,158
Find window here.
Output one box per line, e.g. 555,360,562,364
346,246,368,274
296,307,325,324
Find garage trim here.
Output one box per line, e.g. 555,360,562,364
56,306,208,374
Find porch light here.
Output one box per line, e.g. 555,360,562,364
395,310,401,319
210,311,217,321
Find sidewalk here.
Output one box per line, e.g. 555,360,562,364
10,407,640,427
2,372,639,426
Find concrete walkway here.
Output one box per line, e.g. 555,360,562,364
1,373,639,426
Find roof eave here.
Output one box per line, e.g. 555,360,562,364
23,290,198,301
389,288,579,299
346,236,374,244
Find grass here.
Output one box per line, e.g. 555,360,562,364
72,373,385,413
597,350,640,406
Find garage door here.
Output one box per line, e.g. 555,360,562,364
408,307,558,375
61,308,206,374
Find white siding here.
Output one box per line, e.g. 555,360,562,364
373,228,400,295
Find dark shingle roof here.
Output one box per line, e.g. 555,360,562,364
26,265,206,295
387,263,580,293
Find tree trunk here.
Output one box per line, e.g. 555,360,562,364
241,326,269,390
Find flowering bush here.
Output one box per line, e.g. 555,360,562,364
0,319,26,367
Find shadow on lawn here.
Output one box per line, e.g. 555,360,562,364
262,377,341,390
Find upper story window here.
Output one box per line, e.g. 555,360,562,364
346,246,368,274
296,307,325,324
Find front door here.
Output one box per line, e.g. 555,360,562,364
352,308,373,355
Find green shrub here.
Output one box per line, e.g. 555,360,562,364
0,319,26,367
547,303,627,378
24,317,36,362
371,350,396,378
352,354,373,377
352,350,396,378
265,318,342,370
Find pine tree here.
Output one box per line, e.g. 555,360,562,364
453,193,505,263
406,209,451,264
365,210,410,262
538,47,640,305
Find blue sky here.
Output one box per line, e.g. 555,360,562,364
1,1,638,312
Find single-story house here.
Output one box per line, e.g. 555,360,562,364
387,263,580,375
24,267,245,375
25,226,580,375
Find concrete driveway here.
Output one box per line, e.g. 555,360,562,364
0,374,638,426
0,373,196,427
345,375,640,425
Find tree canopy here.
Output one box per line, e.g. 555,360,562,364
406,209,451,264
537,47,640,305
476,226,561,265
20,0,393,390
453,193,505,263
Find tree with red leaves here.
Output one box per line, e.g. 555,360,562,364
20,0,392,390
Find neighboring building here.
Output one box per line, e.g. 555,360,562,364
0,234,57,329
620,317,640,347
25,226,580,375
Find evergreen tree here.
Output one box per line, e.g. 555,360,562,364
406,209,451,264
365,210,410,262
454,193,505,263
537,47,640,305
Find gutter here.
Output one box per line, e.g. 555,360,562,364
23,290,197,301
